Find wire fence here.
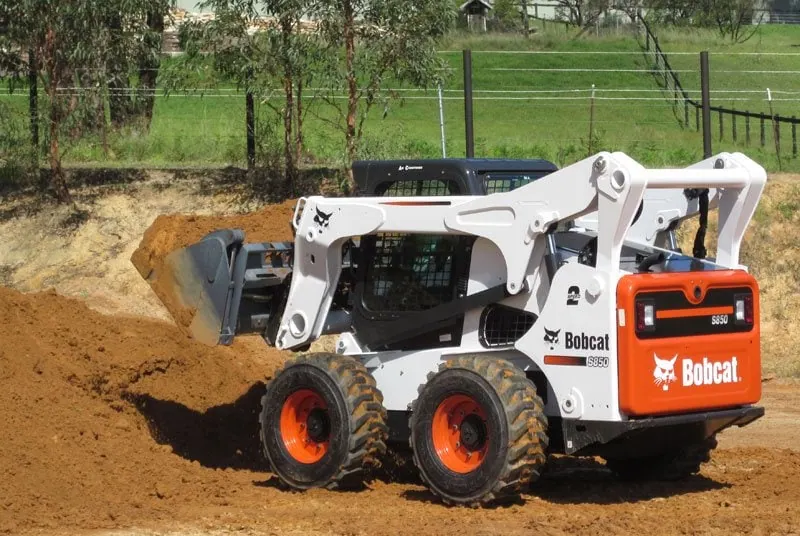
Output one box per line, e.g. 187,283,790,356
1,42,798,174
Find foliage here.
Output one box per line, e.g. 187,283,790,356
644,0,763,42
554,0,610,28
0,0,173,204
173,0,318,192
312,0,456,190
0,102,35,190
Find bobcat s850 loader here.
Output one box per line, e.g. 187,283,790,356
139,151,766,506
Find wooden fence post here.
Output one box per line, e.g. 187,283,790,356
746,113,751,146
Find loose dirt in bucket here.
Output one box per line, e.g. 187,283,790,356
130,199,297,337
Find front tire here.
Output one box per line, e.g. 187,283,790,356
409,356,548,506
604,435,718,481
259,353,388,490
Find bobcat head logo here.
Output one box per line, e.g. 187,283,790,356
543,327,560,350
653,354,677,391
313,207,332,229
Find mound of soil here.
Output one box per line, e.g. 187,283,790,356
130,199,297,337
0,286,285,533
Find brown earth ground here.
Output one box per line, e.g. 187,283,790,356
1,170,799,536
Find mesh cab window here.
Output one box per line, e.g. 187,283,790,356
379,179,456,197
362,179,462,313
484,173,542,194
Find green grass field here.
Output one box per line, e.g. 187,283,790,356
2,22,799,173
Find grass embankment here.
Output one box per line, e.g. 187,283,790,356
1,23,798,171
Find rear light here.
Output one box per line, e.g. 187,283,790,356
734,293,754,326
635,299,656,332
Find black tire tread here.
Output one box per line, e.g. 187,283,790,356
259,352,388,490
409,356,548,507
604,435,718,481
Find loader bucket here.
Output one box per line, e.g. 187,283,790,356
143,229,246,346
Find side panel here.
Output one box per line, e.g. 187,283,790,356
616,270,761,416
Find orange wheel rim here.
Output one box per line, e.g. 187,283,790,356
432,394,489,474
280,389,330,464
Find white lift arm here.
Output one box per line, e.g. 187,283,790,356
274,151,766,350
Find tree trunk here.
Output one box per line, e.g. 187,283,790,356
47,79,72,204
343,0,357,192
280,17,297,196
521,0,530,37
295,78,303,165
136,9,165,130
42,28,72,204
107,13,132,127
283,76,296,196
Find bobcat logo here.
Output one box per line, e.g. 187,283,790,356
313,207,333,229
653,354,677,391
543,327,560,350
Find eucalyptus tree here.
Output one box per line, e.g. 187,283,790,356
313,0,455,190
175,0,316,190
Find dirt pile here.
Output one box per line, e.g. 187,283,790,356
0,286,286,533
130,199,297,337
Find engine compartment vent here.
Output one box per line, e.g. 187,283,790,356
479,304,537,348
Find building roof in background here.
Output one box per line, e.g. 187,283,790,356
459,0,493,12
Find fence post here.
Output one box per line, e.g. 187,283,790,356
684,100,689,128
718,109,723,141
463,49,474,158
745,113,750,146
245,68,255,170
28,48,38,152
437,83,447,158
767,88,782,171
700,51,712,158
588,84,596,156
793,117,797,157
696,106,700,132
760,113,766,147
732,110,737,142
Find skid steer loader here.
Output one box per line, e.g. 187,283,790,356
139,151,766,506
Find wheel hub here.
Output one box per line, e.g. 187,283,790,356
459,414,487,451
431,394,489,474
280,389,330,464
306,408,330,443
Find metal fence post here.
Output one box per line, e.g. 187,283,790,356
437,83,447,158
463,49,474,158
700,51,712,158
732,109,736,142
760,114,766,147
719,109,723,141
793,117,797,157
588,84,596,156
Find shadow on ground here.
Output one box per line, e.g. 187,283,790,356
401,454,730,507
126,382,268,471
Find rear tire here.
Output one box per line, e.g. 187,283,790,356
604,435,718,481
259,353,388,490
409,356,548,506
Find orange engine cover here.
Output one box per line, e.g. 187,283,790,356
616,270,761,417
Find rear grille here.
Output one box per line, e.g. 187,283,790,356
479,304,537,348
